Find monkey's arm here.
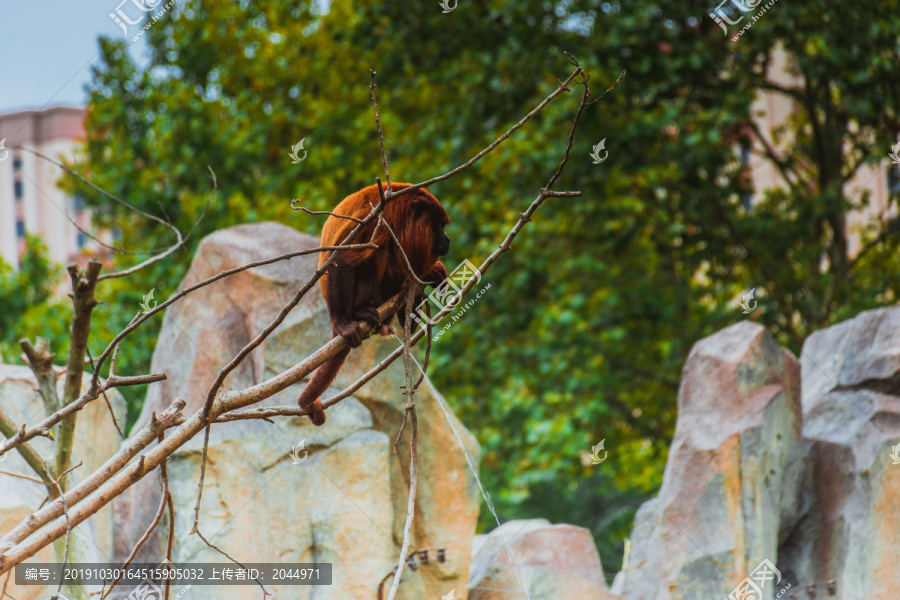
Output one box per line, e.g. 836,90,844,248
427,261,449,286
326,263,365,348
395,262,450,331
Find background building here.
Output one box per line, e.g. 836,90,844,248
0,106,94,269
746,49,900,257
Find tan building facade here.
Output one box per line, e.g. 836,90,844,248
0,106,93,269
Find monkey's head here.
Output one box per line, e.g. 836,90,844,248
383,183,451,277
413,195,451,257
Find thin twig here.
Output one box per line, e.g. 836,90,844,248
99,167,217,281
385,288,420,600
0,410,59,495
586,68,627,106
12,145,186,257
89,243,376,389
291,199,365,223
193,529,269,598
0,470,44,484
0,59,620,575
189,424,212,535
163,454,175,600
377,215,429,286
413,303,434,392
86,348,125,438
372,177,429,285
370,70,392,194
0,371,166,456
42,460,82,595
380,65,586,201
100,437,170,599
0,399,185,553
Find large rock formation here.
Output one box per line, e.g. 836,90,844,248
778,306,900,599
615,307,900,600
616,322,803,600
112,222,481,600
468,519,620,600
0,365,126,600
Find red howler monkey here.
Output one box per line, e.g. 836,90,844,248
297,183,451,426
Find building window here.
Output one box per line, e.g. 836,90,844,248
77,232,88,249
888,164,900,195
739,141,752,166
73,195,86,211
14,180,24,199
13,159,22,171
16,221,25,238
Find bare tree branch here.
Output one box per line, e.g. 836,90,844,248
0,58,623,576
370,70,392,193
42,459,82,596
11,145,187,258
0,410,58,496
0,470,44,484
100,449,170,600
385,288,421,600
0,399,185,555
385,65,586,201
58,259,104,484
89,243,376,390
291,199,365,223
19,337,61,415
98,167,218,281
0,371,166,457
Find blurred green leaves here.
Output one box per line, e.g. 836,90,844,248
32,0,900,574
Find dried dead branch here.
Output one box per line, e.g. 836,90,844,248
0,57,624,589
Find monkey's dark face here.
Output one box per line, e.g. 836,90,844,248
433,220,451,256
410,194,451,257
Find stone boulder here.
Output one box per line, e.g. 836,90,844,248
0,365,126,599
778,306,900,599
468,519,618,600
617,321,803,600
112,222,481,600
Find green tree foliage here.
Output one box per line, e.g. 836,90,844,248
0,237,153,431
63,0,900,571
0,236,71,363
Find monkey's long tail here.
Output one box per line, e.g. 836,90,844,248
297,345,351,426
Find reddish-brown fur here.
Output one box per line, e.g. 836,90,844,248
298,183,451,425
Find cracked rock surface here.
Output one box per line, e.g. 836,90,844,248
112,222,481,600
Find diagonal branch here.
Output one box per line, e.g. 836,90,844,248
0,411,57,496
0,58,622,575
0,372,166,457
89,243,377,389
12,145,188,259
0,399,186,555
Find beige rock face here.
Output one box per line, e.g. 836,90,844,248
468,519,618,600
778,306,900,600
0,365,126,599
618,322,803,600
112,222,481,600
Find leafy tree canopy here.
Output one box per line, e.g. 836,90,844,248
57,0,900,571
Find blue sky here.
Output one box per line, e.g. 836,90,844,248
0,1,147,113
